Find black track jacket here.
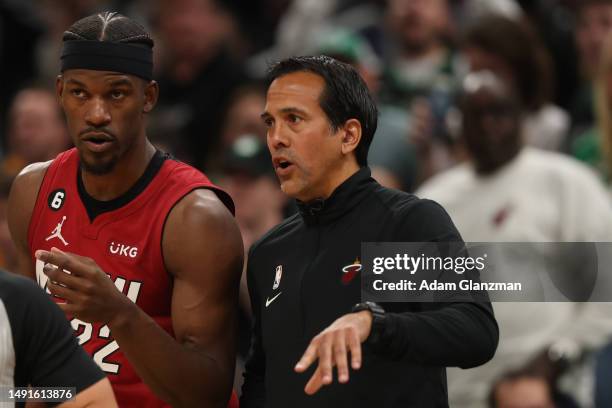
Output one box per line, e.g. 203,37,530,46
241,167,498,408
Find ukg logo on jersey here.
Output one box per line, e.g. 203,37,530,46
108,240,139,259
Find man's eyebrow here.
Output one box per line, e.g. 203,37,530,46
261,107,309,119
65,78,86,87
279,107,308,116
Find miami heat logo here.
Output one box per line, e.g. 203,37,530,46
341,258,362,284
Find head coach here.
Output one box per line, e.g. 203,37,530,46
240,55,499,407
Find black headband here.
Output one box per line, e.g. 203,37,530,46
61,40,153,81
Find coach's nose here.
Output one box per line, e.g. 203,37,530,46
85,96,111,127
267,122,290,151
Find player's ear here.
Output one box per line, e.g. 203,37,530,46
340,118,362,155
56,75,65,108
143,80,159,113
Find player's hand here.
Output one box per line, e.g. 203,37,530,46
35,247,133,325
294,310,372,395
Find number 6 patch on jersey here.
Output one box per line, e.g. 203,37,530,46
48,189,66,211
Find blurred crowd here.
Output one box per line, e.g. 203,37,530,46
2,0,612,407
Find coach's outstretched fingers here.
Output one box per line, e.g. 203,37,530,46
295,310,373,395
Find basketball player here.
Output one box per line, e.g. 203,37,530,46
7,12,243,408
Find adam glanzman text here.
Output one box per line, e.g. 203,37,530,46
370,253,522,292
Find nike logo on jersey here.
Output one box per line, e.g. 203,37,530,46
265,292,282,308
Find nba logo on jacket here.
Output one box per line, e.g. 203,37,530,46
272,265,282,290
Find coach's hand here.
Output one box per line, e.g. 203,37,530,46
36,247,134,325
295,310,372,395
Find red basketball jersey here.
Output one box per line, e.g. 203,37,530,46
28,148,238,407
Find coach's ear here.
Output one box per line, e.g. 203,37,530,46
56,75,65,108
341,118,362,156
143,80,159,113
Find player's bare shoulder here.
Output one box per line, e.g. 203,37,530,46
8,160,53,219
8,160,54,277
178,189,234,220
10,160,53,199
166,189,235,232
162,188,243,278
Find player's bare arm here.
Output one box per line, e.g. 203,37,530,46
36,189,243,407
7,161,51,279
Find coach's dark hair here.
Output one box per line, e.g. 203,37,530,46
267,55,378,167
62,11,153,48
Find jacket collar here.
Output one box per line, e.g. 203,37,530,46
297,167,375,225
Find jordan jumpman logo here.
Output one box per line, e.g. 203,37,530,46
45,216,69,246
